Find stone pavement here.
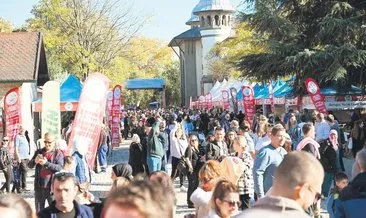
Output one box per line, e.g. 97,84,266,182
0,139,355,217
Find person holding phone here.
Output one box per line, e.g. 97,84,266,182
28,132,64,213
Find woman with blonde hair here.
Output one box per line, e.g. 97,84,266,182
205,180,240,218
170,121,189,191
190,160,223,218
233,136,254,210
128,134,146,176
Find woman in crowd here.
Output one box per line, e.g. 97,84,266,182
0,136,12,193
170,122,189,191
205,180,240,218
190,160,223,218
186,134,206,208
225,130,236,155
128,134,146,176
111,163,133,191
319,130,338,197
351,120,365,157
233,135,254,210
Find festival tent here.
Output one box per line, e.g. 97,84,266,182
33,74,83,112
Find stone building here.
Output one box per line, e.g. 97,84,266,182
169,0,235,106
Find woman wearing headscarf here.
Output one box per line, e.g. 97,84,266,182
111,163,133,190
128,134,146,176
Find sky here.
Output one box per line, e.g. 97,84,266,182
0,0,244,42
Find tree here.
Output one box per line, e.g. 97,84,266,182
28,0,145,78
237,0,366,93
104,37,180,107
207,22,266,81
0,18,12,33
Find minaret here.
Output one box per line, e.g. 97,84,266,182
193,0,235,93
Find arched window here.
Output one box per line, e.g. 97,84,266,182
201,16,205,27
215,15,220,26
207,15,212,27
222,15,226,26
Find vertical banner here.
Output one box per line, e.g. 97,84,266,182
199,96,205,109
222,90,230,110
242,86,256,124
111,85,121,148
67,73,110,169
4,87,22,157
189,96,193,109
205,93,212,110
305,78,328,114
229,87,238,114
106,91,113,127
42,81,61,139
269,82,275,113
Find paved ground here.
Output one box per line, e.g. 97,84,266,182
0,140,355,217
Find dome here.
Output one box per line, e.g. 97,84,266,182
192,0,235,15
186,3,201,25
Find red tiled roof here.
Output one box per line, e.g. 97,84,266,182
0,32,49,85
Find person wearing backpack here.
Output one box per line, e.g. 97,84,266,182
0,137,12,193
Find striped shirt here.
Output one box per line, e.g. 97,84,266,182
237,151,254,197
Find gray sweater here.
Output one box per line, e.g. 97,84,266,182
253,145,287,197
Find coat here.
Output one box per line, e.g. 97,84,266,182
335,172,366,218
38,200,93,218
235,196,310,218
205,140,228,161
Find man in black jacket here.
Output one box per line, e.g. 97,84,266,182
206,127,228,161
38,172,93,218
336,148,366,218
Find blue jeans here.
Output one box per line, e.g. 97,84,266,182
322,172,334,197
98,144,108,168
147,155,162,174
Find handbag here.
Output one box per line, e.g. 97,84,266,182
176,141,191,176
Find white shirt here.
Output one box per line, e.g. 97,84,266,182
170,125,188,158
255,135,271,151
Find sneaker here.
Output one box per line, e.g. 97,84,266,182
180,185,188,192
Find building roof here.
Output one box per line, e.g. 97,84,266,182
193,0,235,14
0,32,49,85
169,27,202,47
126,78,165,90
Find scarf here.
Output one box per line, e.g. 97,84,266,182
296,137,321,159
329,129,339,150
112,163,133,180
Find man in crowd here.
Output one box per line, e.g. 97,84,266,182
336,148,366,217
206,127,228,161
14,125,31,192
253,124,287,198
315,113,330,142
28,132,64,212
238,151,324,218
38,172,93,218
146,118,165,173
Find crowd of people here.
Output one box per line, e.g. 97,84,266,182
0,107,365,218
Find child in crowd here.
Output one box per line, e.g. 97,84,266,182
11,160,21,193
327,172,349,218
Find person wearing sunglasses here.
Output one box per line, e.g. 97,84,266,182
186,134,206,208
236,151,324,218
28,132,64,213
206,180,240,218
0,137,12,193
